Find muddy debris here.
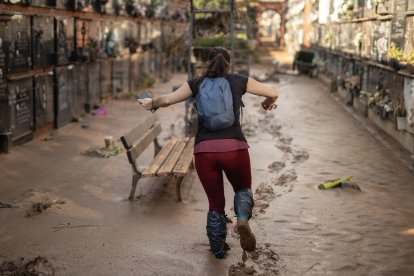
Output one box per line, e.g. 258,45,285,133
0,202,17,208
267,161,286,173
43,131,59,141
52,222,103,232
292,150,309,164
27,199,65,217
228,262,256,276
81,145,123,158
275,144,292,153
274,170,298,186
0,256,55,276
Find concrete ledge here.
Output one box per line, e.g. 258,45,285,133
368,109,414,154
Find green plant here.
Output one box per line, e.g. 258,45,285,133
387,42,404,61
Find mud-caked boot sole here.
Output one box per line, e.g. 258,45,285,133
237,219,256,252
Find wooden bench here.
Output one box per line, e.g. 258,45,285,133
120,114,194,201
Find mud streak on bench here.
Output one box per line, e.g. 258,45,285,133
120,114,194,201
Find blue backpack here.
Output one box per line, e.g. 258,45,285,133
195,77,236,131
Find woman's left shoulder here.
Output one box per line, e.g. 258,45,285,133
227,73,248,81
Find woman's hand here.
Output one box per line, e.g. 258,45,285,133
138,98,154,111
261,97,277,111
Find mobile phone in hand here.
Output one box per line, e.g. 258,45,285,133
138,90,157,113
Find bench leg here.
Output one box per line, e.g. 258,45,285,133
174,176,184,202
154,138,162,157
129,174,141,200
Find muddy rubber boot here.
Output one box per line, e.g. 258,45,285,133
234,189,256,252
206,211,228,259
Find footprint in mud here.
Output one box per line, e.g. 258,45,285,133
266,124,282,137
292,149,309,164
274,170,298,186
253,183,275,215
278,135,293,145
228,262,256,276
275,144,292,154
228,244,282,276
242,122,257,138
267,162,285,174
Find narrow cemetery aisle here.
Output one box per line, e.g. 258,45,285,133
242,72,414,275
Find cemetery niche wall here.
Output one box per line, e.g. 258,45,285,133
312,0,414,154
0,1,188,153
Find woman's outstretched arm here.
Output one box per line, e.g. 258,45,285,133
138,82,192,111
246,77,279,110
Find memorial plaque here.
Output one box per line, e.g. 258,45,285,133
367,66,385,91
390,15,406,49
0,21,9,140
31,0,55,8
140,22,151,50
32,16,54,68
376,0,392,14
332,24,340,50
326,53,341,77
352,23,363,54
408,0,414,10
361,64,369,91
404,16,414,56
371,20,390,61
388,72,404,104
112,58,130,93
55,17,75,66
393,0,407,13
113,22,129,57
103,24,119,58
75,18,91,62
353,0,365,17
101,59,112,99
0,83,8,136
54,65,73,128
87,20,105,62
7,77,33,140
0,21,6,83
88,62,101,108
363,0,375,17
34,72,54,129
362,21,372,58
5,15,31,73
72,63,87,116
125,22,140,54
55,0,75,10
130,57,140,92
403,77,414,115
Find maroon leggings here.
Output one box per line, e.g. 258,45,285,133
194,149,252,213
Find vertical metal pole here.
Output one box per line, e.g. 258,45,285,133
230,0,235,73
188,0,194,80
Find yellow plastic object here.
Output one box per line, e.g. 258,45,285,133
318,176,353,189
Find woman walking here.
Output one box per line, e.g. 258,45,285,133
138,47,278,259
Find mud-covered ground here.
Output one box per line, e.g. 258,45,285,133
0,71,414,275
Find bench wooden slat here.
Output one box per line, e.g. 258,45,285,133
173,137,195,177
121,114,158,149
142,138,178,177
156,138,189,176
127,123,162,164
